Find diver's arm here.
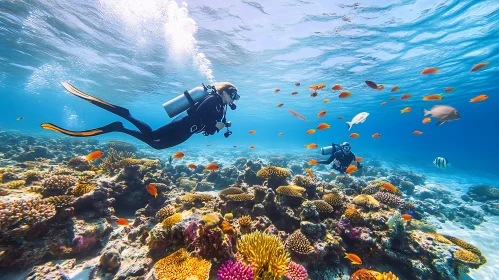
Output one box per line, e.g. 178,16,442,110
318,154,335,164
196,96,221,134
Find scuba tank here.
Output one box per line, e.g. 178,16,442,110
162,84,216,118
321,143,343,155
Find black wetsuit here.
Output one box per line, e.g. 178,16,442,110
318,150,356,173
113,94,225,150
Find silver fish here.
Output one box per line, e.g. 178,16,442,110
346,112,369,131
433,157,449,168
423,105,460,126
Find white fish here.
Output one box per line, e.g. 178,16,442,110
423,105,460,126
433,157,450,168
346,112,369,131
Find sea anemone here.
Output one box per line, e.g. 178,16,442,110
217,260,253,280
286,261,308,280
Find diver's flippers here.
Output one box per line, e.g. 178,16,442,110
60,82,130,117
41,122,123,137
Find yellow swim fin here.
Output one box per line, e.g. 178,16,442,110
41,123,104,137
60,81,115,108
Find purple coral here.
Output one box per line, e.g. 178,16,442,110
286,261,308,280
217,260,253,280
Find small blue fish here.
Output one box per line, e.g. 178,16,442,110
405,210,415,216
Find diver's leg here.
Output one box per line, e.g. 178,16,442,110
40,122,124,137
60,82,154,135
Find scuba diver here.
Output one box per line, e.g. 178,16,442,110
41,81,240,150
318,142,361,173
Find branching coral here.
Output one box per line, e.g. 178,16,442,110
256,166,291,189
426,232,452,244
286,261,308,280
219,187,245,198
114,158,160,169
180,193,216,203
453,249,481,266
285,230,315,255
237,231,290,279
373,192,404,208
67,157,92,171
1,180,25,189
226,193,255,202
276,185,306,198
71,183,97,196
0,199,56,235
238,215,252,228
44,195,75,209
156,205,176,222
99,148,136,172
293,175,314,190
41,175,78,196
344,208,363,224
362,180,387,195
106,140,137,152
442,234,486,264
311,200,333,213
217,260,253,280
353,194,380,208
153,248,211,280
323,191,344,207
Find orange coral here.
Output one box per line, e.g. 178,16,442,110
219,220,236,235
350,269,380,280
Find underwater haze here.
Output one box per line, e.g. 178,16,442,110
1,0,499,279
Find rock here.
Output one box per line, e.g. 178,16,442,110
99,249,121,272
467,185,499,202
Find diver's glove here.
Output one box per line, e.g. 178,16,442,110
215,122,225,131
357,162,363,169
225,121,231,128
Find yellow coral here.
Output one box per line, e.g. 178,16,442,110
180,193,215,203
238,215,252,228
156,205,176,222
219,187,244,197
426,233,452,244
153,248,211,280
350,269,380,280
323,192,344,207
376,271,399,280
162,213,183,228
256,166,291,179
285,230,314,254
43,195,75,208
353,194,380,208
201,213,221,228
237,231,290,279
441,235,483,258
276,185,306,198
344,208,363,224
2,180,26,189
453,249,481,265
71,183,97,196
311,200,333,213
293,175,314,189
224,213,234,221
226,193,255,202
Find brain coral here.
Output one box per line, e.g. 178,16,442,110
237,231,290,279
373,192,405,208
353,194,380,208
323,191,344,207
276,185,306,198
453,249,481,266
226,193,255,202
285,230,315,255
42,175,78,196
219,187,245,198
156,205,176,222
256,166,291,179
350,269,380,280
344,208,363,224
0,199,56,234
311,200,334,213
153,248,211,280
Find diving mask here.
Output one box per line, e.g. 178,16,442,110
230,90,240,101
343,145,351,152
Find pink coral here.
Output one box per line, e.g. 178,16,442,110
217,260,253,280
286,261,308,280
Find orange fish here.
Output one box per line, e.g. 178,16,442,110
332,84,343,90
391,86,400,92
249,145,256,149
400,94,412,100
422,117,431,124
413,130,423,135
317,123,330,130
274,88,280,93
86,151,104,161
205,163,219,171
345,165,357,174
306,129,316,135
116,218,130,226
344,253,362,265
339,91,352,98
421,67,439,75
295,82,300,86
338,116,344,120
470,94,488,102
380,183,398,193
377,85,384,90
318,83,326,89
349,133,359,138
309,85,319,91
400,107,412,113
188,164,197,169
310,91,318,97
389,97,396,101
422,94,443,101
307,160,318,165
372,133,381,139
323,99,329,103
317,110,327,117
288,109,307,121
173,152,184,159
305,168,314,178
470,62,489,72
278,132,284,136
402,214,413,221
365,80,378,89
277,103,284,107
304,143,318,149
291,91,298,95
356,157,363,162
444,87,455,92
145,184,158,198
249,130,256,134
381,102,387,106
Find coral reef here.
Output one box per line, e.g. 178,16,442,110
217,260,253,280
256,166,291,189
353,194,380,208
286,261,308,280
41,175,78,196
285,230,315,255
373,192,405,208
153,248,211,280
